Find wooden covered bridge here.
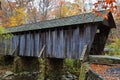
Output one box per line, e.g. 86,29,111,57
0,10,116,59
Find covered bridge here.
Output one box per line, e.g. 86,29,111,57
0,10,116,59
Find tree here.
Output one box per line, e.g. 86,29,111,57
9,7,27,27
0,1,2,10
38,0,58,21
52,0,83,18
0,0,32,27
92,0,118,15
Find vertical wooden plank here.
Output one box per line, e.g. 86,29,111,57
61,28,65,58
75,27,80,59
45,30,48,57
79,27,84,59
9,36,13,55
19,34,25,56
68,27,73,58
46,29,51,57
64,28,68,58
66,28,70,58
30,32,34,56
40,30,46,57
4,37,7,55
1,37,4,54
38,31,42,57
26,32,31,56
12,34,18,55
52,29,56,57
35,32,40,57
33,31,36,56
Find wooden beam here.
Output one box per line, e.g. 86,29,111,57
10,45,19,55
38,44,46,57
80,44,87,61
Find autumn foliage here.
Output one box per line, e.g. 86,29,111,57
91,64,120,80
0,0,120,27
93,0,120,17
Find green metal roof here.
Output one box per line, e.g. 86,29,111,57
5,10,116,33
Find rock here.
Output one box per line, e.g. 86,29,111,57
0,73,4,78
33,71,39,74
2,71,14,79
62,75,67,80
73,75,77,79
67,73,73,78
62,78,70,80
5,71,13,75
20,71,29,75
3,71,14,78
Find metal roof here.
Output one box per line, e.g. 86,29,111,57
5,10,116,33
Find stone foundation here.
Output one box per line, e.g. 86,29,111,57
45,58,64,80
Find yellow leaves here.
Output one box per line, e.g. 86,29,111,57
16,8,27,17
54,2,80,18
0,26,5,34
9,7,27,27
9,16,17,27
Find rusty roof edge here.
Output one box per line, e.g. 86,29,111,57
4,10,114,34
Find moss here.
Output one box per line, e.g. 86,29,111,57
38,58,45,80
64,59,81,76
79,63,88,80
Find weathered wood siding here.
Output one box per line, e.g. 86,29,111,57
0,24,97,59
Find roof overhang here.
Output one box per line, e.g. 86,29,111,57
4,10,116,34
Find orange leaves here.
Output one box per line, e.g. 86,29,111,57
96,12,101,16
93,0,117,10
102,5,108,9
93,0,118,18
96,12,108,20
102,14,108,19
106,0,116,4
106,0,111,4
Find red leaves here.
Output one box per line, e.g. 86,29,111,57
93,0,119,18
102,5,108,9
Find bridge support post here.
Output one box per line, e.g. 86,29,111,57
13,56,39,73
45,58,64,80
